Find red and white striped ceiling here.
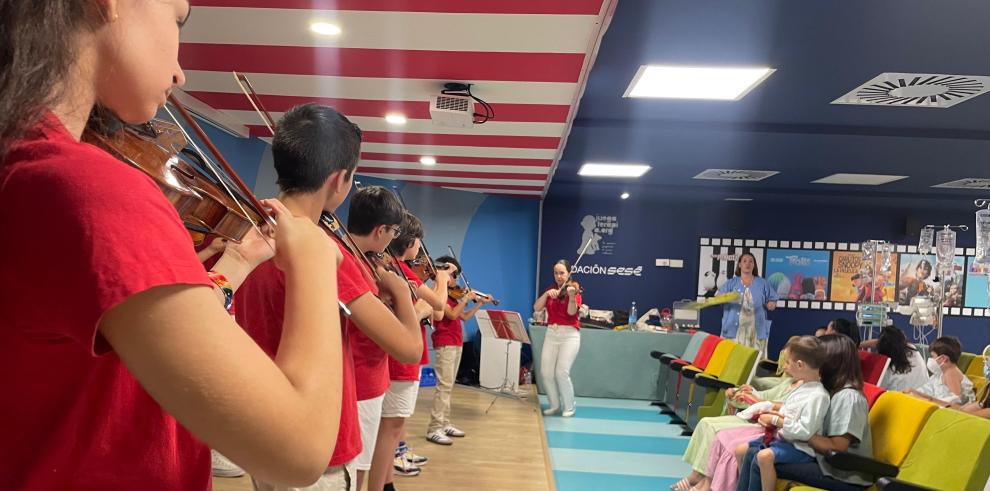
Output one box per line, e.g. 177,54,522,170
178,1,615,198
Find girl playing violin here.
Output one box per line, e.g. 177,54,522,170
0,1,344,489
533,259,583,417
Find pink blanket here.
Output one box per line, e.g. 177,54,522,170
708,425,765,491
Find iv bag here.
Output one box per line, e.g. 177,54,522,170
935,228,956,276
977,209,990,264
879,242,893,275
861,241,875,274
918,227,934,256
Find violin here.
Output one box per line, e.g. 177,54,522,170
407,249,453,283
555,279,582,300
367,250,419,300
444,245,500,306
82,103,267,245
448,285,500,305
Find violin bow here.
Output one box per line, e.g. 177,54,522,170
224,72,357,315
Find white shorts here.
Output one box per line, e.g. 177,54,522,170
354,395,385,471
381,380,420,418
251,461,356,491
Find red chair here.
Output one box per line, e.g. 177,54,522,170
859,351,891,386
863,382,885,410
666,336,723,412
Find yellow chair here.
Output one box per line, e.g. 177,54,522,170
687,343,759,428
777,391,939,490
965,355,987,395
674,340,735,426
878,408,990,490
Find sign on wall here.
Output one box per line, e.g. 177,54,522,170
577,213,619,256
964,257,990,308
765,249,832,301
897,253,964,308
829,250,897,303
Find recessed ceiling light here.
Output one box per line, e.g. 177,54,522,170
419,156,436,166
724,198,753,202
624,65,775,100
620,192,630,200
384,113,407,125
310,22,341,36
578,163,652,178
812,173,908,186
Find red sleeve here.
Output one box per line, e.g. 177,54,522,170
335,243,373,304
1,149,210,354
397,261,424,286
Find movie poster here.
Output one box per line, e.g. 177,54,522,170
964,257,990,308
764,249,831,301
697,245,765,297
896,253,965,307
829,251,897,303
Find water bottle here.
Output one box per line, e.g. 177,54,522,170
629,301,638,328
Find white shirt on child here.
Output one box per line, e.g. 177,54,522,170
778,380,831,457
916,370,976,404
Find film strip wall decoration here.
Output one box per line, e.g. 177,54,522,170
696,237,990,318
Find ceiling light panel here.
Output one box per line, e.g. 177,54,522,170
624,65,775,100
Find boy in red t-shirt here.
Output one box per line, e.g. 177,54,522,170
236,105,422,491
345,189,429,490
426,256,491,445
372,211,456,489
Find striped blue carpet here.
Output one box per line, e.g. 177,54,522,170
540,396,693,490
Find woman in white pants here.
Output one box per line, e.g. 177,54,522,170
534,260,583,417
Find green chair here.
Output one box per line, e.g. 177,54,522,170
682,343,759,430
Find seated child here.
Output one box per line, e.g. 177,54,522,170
907,336,975,406
735,336,830,491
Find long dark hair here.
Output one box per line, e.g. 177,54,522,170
819,334,864,393
877,325,913,374
0,1,99,158
733,252,759,277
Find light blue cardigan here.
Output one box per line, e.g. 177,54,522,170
717,276,778,340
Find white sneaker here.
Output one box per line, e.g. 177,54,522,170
542,407,560,416
561,408,576,418
211,450,245,478
426,430,453,445
403,450,428,466
443,425,466,437
393,455,421,477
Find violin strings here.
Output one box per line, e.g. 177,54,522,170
162,105,276,256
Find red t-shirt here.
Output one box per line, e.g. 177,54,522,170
545,286,582,328
346,254,395,400
432,297,465,348
388,261,429,381
234,239,371,467
0,115,213,490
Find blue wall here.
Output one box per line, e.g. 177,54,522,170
539,191,990,358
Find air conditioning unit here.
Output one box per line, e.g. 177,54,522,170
429,94,475,128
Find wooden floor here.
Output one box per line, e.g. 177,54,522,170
213,384,553,491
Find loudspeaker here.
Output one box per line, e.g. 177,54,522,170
905,215,922,237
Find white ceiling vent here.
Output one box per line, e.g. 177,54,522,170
693,169,779,182
933,178,990,190
833,73,990,108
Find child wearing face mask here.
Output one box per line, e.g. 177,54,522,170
906,336,975,406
